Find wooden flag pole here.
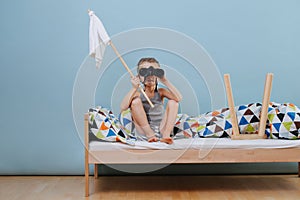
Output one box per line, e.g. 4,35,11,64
110,41,154,108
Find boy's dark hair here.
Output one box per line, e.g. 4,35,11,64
137,57,160,91
137,57,160,72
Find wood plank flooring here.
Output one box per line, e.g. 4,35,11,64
0,175,299,200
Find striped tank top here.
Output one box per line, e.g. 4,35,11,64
140,90,164,133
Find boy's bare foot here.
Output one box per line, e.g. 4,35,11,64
147,134,158,142
160,137,173,144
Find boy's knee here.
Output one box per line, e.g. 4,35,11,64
131,97,142,107
167,100,179,108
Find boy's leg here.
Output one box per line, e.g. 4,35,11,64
130,97,158,142
160,100,179,144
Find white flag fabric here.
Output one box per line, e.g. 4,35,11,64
88,10,111,68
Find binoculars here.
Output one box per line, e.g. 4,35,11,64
138,66,164,78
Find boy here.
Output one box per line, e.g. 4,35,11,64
120,58,182,144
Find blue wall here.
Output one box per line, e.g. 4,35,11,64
0,0,299,175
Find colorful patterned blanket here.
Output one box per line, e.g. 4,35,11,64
88,102,300,145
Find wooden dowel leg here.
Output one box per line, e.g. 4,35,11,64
258,73,273,137
224,74,240,138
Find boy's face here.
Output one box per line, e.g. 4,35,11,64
138,62,160,86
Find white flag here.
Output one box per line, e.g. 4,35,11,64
88,10,111,68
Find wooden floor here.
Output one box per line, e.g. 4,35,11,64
0,175,299,200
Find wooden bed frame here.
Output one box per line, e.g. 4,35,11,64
84,73,300,197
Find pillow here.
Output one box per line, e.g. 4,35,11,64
236,103,262,135
88,106,134,145
118,108,135,138
268,102,300,139
173,114,195,139
197,109,232,138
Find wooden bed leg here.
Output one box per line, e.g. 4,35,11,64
85,151,89,197
258,73,273,138
224,74,240,138
298,162,300,177
84,114,90,197
94,164,98,179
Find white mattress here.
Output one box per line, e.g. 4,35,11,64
89,138,300,151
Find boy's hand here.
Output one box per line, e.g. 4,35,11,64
158,75,167,84
131,76,140,89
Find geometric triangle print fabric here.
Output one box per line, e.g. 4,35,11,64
89,102,300,144
118,108,134,136
287,112,296,121
188,102,300,139
89,106,135,145
267,102,300,139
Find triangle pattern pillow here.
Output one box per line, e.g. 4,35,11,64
88,106,135,145
268,102,300,139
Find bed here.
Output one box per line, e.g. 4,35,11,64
84,122,300,196
84,74,300,197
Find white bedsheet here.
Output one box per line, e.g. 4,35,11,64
89,138,300,151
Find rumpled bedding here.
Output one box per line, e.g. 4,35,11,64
88,102,300,145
